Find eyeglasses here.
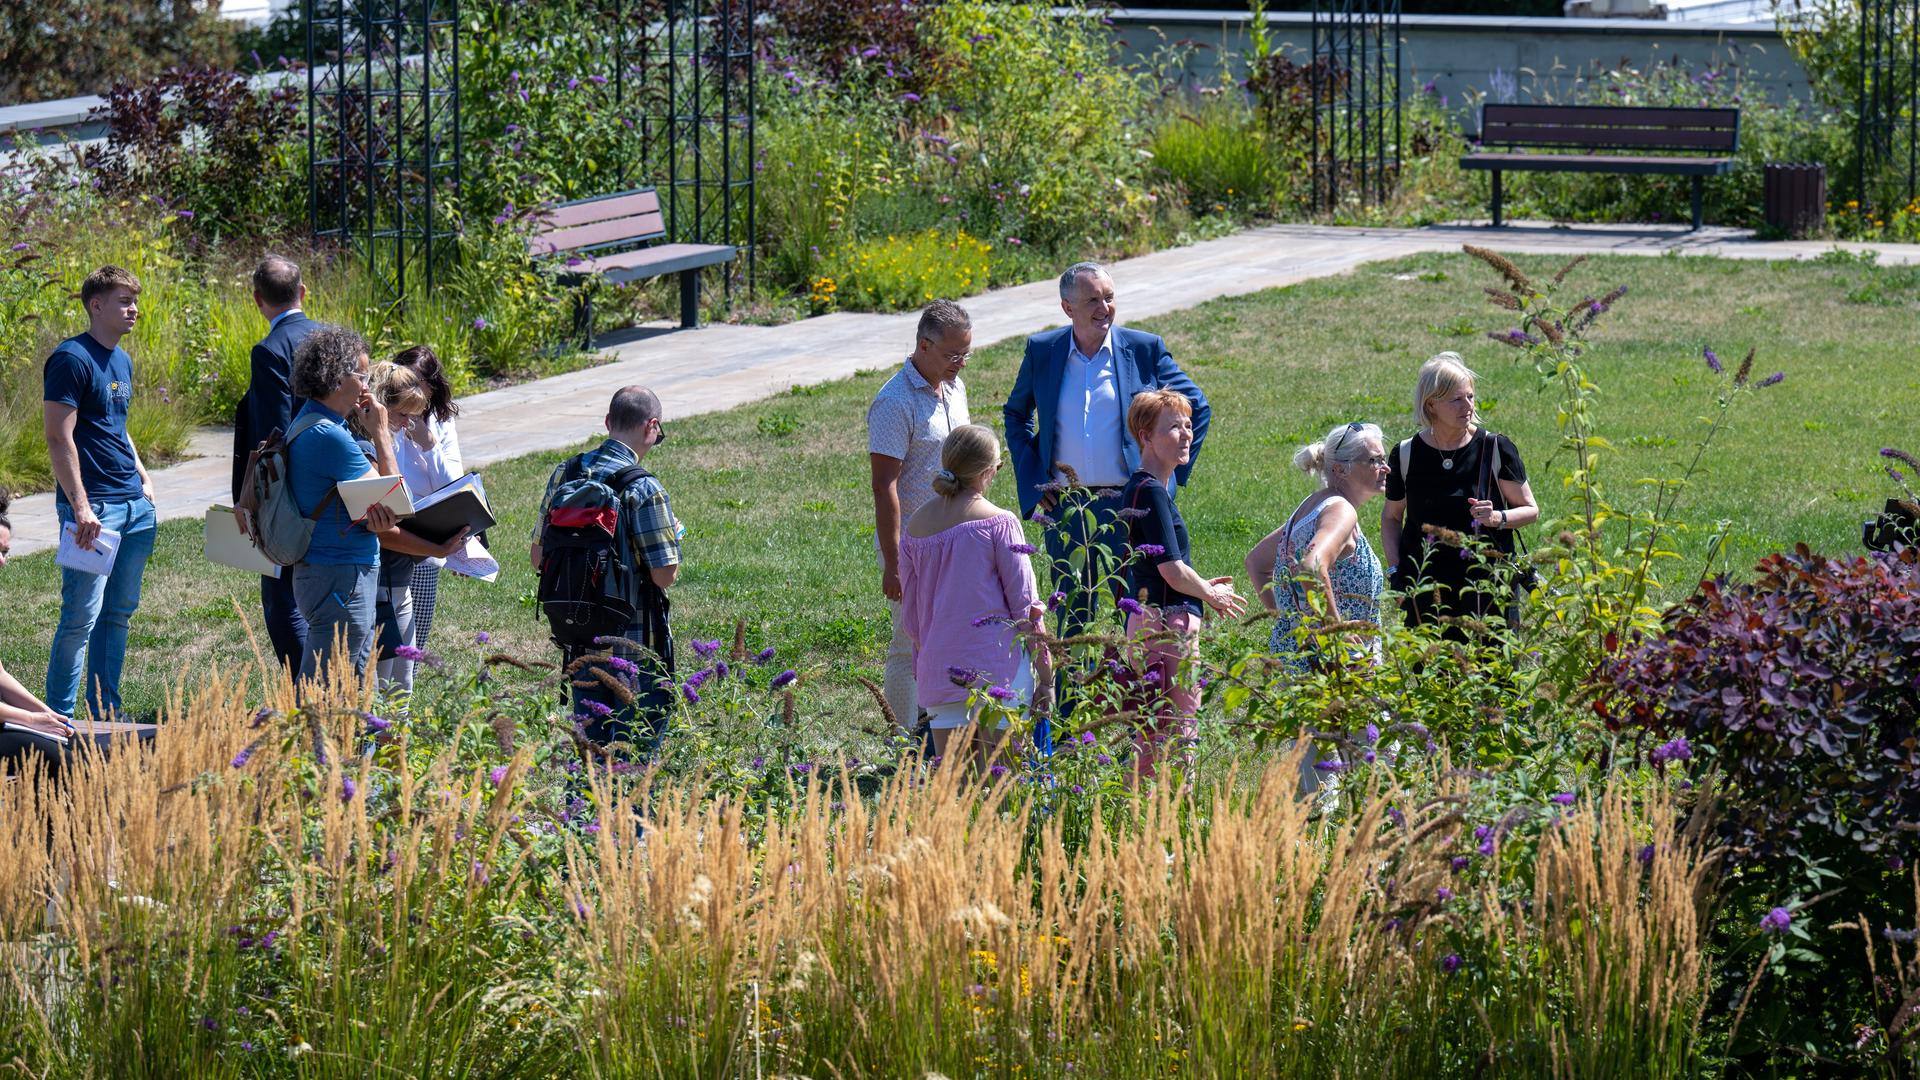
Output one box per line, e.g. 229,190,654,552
943,350,974,365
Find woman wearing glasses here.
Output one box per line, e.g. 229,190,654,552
1247,421,1391,673
1379,353,1539,638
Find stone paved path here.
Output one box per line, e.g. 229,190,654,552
11,220,1920,557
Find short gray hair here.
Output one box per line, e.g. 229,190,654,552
916,299,971,344
1058,261,1108,300
291,324,370,402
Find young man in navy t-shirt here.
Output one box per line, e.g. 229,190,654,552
43,265,158,721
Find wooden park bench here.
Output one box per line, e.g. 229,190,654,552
529,187,737,346
1460,104,1741,231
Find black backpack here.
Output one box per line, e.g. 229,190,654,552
535,457,670,654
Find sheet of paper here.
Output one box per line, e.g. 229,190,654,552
413,472,489,513
204,505,282,577
446,536,499,582
2,721,71,747
337,474,415,523
56,522,121,577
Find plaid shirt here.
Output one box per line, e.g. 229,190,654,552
534,438,680,569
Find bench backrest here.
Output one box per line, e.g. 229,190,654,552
1478,104,1740,155
529,188,667,256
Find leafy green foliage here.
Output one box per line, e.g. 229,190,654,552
0,0,236,105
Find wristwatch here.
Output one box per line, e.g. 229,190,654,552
1498,510,1509,528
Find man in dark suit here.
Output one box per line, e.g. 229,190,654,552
1003,259,1211,643
232,255,316,672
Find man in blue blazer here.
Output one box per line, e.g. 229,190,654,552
1003,259,1211,650
231,256,316,672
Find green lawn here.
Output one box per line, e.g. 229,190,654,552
2,250,1911,731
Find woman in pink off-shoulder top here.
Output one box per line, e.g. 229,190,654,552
898,425,1052,771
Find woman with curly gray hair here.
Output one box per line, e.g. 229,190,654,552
286,326,468,690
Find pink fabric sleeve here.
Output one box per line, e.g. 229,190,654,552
993,515,1041,620
897,539,924,648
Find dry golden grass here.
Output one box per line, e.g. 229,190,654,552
0,657,1723,1077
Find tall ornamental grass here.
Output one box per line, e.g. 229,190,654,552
0,646,1718,1077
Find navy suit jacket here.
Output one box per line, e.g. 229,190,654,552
1002,325,1210,519
231,311,316,501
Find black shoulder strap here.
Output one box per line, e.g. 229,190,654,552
609,464,654,493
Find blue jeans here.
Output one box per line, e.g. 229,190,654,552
260,571,308,673
292,562,378,689
48,495,157,720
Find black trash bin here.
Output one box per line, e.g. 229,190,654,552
1763,163,1826,239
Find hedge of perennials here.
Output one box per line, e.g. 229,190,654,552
2,249,1918,1076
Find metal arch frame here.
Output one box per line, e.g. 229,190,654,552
307,0,461,304
1309,0,1401,215
308,0,754,305
1855,0,1919,220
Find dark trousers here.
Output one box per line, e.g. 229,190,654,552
567,631,674,760
1038,491,1126,753
261,571,308,673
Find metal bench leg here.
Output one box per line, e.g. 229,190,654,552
1491,170,1503,228
679,270,700,329
1690,176,1704,231
573,287,596,351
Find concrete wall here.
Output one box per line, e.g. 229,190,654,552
1100,8,1812,111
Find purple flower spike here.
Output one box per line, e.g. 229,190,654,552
986,685,1017,702
752,646,776,665
1441,953,1462,974
1638,843,1656,865
395,644,425,662
691,639,722,658
1551,792,1577,806
1450,855,1470,871
1758,371,1785,387
1008,541,1038,555
471,317,488,332
1703,346,1722,373
1135,543,1166,558
489,765,509,787
1760,906,1792,933
231,746,254,769
581,699,614,718
1436,886,1453,902
364,713,392,733
771,670,798,690
1117,597,1145,616
340,777,358,802
474,631,491,644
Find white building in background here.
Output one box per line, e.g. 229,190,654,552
1561,0,1775,21
218,0,298,26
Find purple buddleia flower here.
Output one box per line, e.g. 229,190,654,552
608,656,639,676
1638,844,1656,865
1436,886,1453,902
1441,954,1462,974
752,646,777,665
947,666,984,687
771,670,798,690
363,712,391,733
340,777,358,802
1049,591,1067,609
230,746,254,768
714,661,729,679
986,685,1017,701
1760,907,1792,933
682,683,700,704
1116,506,1149,520
1704,346,1722,373
971,615,998,627
1117,597,1144,616
581,699,614,718
691,639,722,658
1758,371,1785,387
1135,543,1166,558
1551,792,1577,806
1450,856,1470,871
474,630,491,644
489,765,509,787
1008,541,1038,555
1650,735,1692,767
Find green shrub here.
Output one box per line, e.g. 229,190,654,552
919,0,1157,249
819,227,993,311
0,0,237,104
758,91,901,288
1148,91,1280,214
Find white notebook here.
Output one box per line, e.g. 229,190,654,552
337,474,415,523
204,506,282,577
56,522,120,577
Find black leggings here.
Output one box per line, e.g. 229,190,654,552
0,730,71,781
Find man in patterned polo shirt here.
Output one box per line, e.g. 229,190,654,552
531,386,680,756
867,300,973,741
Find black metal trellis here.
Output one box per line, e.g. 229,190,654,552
307,0,461,304
618,0,756,294
307,0,753,306
1309,0,1401,215
1855,0,1919,218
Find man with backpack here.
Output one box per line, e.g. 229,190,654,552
531,386,680,758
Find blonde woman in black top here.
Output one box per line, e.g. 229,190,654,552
1380,353,1539,637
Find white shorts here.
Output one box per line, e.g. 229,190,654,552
924,655,1036,731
